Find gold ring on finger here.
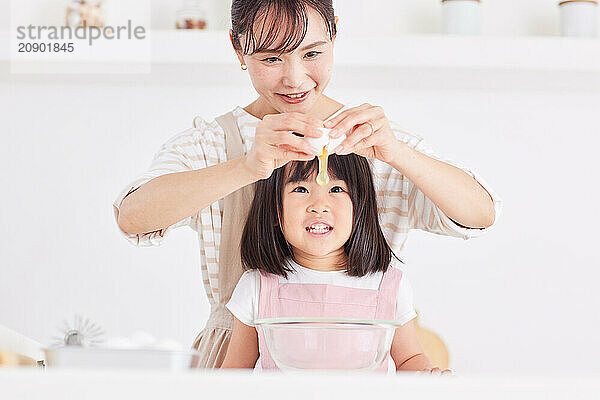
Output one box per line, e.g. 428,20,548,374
366,121,375,135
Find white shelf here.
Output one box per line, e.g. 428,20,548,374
2,30,600,90
149,30,600,72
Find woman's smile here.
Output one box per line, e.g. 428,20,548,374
277,89,312,104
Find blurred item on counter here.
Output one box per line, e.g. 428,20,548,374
0,350,38,367
176,0,209,30
66,0,105,28
50,314,105,348
0,324,45,365
559,0,598,37
441,0,482,35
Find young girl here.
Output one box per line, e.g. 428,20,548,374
222,153,443,373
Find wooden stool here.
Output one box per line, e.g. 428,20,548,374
414,312,449,369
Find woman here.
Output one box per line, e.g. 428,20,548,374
113,0,501,369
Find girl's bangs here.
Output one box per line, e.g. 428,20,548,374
283,156,344,184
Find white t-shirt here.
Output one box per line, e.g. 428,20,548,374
226,259,417,328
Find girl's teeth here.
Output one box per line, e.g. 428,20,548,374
286,92,305,98
307,226,331,233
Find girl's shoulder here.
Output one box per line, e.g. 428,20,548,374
386,257,406,275
235,269,262,292
240,268,262,280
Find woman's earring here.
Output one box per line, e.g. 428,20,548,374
240,64,247,70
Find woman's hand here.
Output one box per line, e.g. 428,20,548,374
324,103,399,164
243,112,323,180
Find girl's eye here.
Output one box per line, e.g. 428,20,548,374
305,51,322,59
330,186,345,193
292,186,308,193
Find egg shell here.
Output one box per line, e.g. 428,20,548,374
304,128,347,155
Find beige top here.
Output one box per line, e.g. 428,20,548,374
113,106,502,368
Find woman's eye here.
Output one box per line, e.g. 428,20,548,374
305,51,322,59
330,186,345,193
262,57,281,63
292,186,308,193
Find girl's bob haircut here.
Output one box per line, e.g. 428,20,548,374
231,0,337,55
240,154,402,278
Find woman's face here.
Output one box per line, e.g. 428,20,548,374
237,7,335,115
280,169,353,269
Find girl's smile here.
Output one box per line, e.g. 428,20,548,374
305,219,333,236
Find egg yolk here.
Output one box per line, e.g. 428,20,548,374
316,145,329,186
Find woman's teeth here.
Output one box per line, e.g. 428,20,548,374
285,92,307,98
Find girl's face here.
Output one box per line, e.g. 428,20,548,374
236,7,335,116
281,170,353,270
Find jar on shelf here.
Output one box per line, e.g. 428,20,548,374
441,0,482,35
65,0,105,28
175,0,208,30
559,0,598,37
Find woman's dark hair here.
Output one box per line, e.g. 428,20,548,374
231,0,337,55
240,154,402,278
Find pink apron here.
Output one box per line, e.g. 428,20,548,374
257,264,403,372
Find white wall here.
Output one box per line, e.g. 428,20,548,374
2,0,600,374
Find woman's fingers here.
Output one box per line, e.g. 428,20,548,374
271,145,315,166
272,132,319,155
323,104,371,132
322,104,391,156
247,112,324,179
334,119,381,155
354,129,379,151
258,113,325,155
329,105,383,139
264,113,324,138
331,108,381,137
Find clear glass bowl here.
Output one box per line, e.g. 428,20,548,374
255,318,402,372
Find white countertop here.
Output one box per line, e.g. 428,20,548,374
1,368,598,400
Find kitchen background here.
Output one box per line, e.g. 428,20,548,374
1,0,599,374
